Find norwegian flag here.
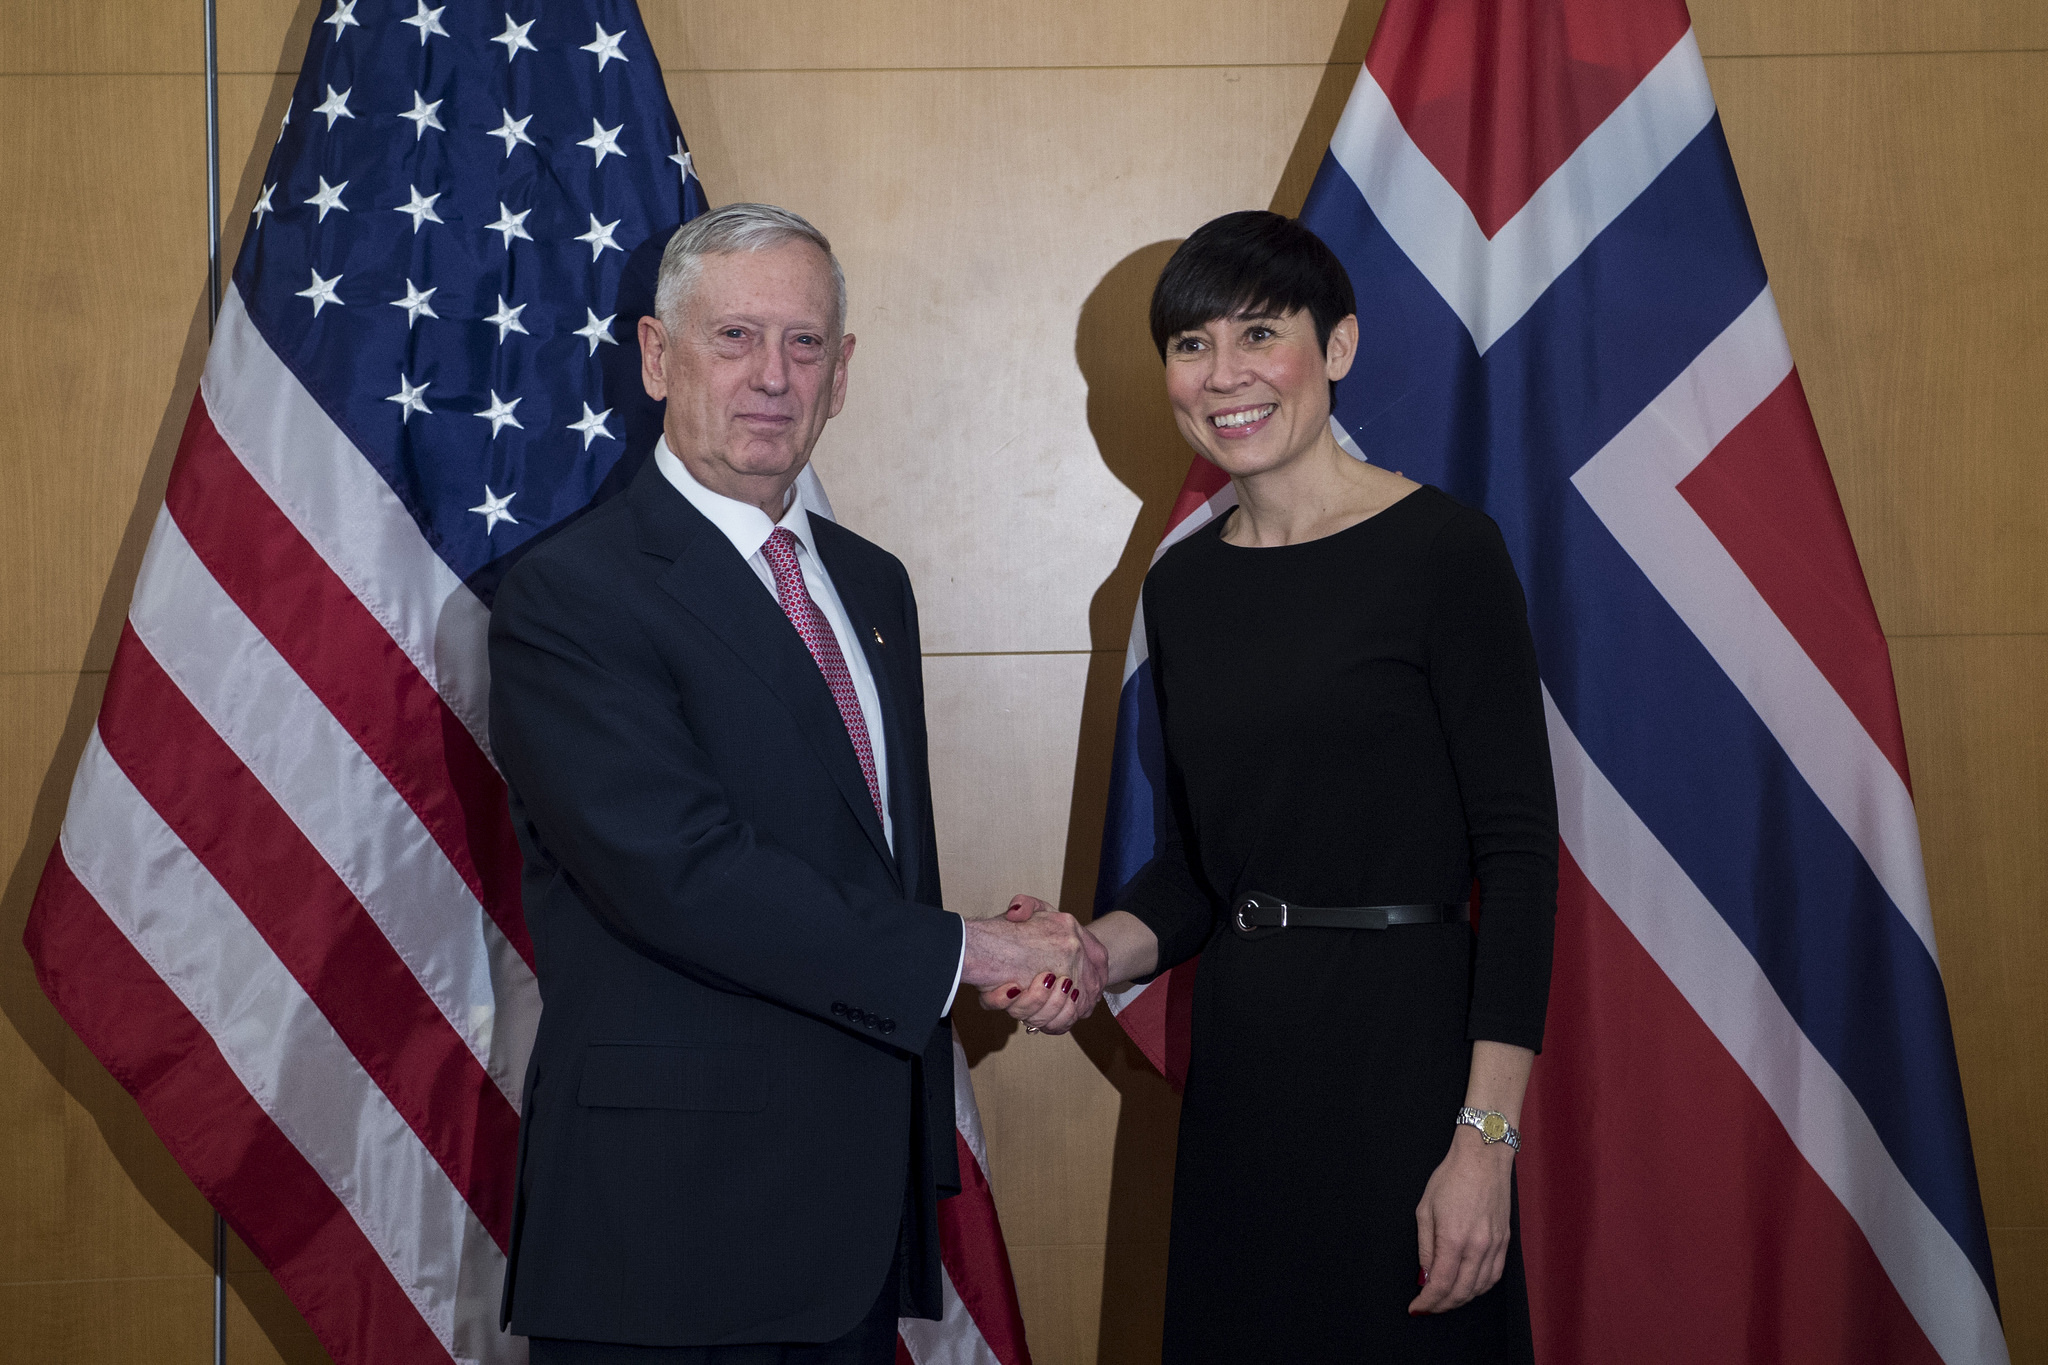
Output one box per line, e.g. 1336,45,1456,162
22,1,1027,1362
1097,2,2006,1361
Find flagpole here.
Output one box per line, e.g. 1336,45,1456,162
203,0,222,328
202,2,227,1357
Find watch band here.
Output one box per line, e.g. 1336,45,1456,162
1456,1107,1521,1151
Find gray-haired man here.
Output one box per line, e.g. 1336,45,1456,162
488,205,1100,1362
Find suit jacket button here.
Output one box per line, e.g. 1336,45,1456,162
881,1019,896,1034
831,1002,847,1016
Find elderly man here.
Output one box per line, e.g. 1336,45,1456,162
489,203,1099,1363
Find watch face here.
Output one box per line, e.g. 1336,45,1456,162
1480,1112,1508,1142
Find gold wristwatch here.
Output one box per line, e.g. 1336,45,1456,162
1455,1107,1521,1151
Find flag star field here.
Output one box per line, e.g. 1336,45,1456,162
238,0,703,584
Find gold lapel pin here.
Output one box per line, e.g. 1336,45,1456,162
871,626,884,646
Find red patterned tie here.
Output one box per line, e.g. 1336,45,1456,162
761,528,884,824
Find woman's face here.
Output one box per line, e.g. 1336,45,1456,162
1161,307,1357,480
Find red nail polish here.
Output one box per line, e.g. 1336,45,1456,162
1417,1268,1426,1287
1061,978,1072,993
1043,974,1056,989
1006,987,1021,999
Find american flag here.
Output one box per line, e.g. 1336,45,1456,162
23,2,1028,1362
1098,1,2006,1361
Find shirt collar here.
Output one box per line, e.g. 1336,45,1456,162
654,435,813,561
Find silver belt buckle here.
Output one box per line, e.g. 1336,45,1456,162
1233,892,1287,932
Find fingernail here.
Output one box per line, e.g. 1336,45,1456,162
1043,974,1056,989
1061,978,1072,994
1006,987,1021,999
1417,1269,1426,1287
1421,1268,1430,1284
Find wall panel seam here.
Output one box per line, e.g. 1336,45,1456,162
659,62,1358,76
1703,46,2047,61
1884,632,2048,641
0,1274,219,1288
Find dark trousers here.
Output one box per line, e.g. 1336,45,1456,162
526,1247,901,1365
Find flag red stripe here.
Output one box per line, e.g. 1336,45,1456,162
166,398,534,966
1163,460,1231,535
96,625,519,1247
1111,956,1200,1095
1365,0,1693,237
937,1131,1033,1365
25,850,455,1365
1677,372,1912,788
1519,847,1943,1364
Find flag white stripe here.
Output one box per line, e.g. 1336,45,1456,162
948,1034,990,1174
1330,29,1716,353
898,1263,1005,1365
127,506,536,1102
1544,690,2007,1365
202,286,495,753
1119,484,1240,685
58,738,520,1365
1570,287,1938,961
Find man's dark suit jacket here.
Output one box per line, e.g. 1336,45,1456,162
488,455,964,1346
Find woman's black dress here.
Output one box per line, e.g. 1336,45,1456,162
1117,486,1557,1363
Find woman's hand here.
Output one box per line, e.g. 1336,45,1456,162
1410,1039,1534,1314
972,896,1105,1034
1408,1124,1514,1313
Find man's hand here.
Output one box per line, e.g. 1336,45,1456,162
963,896,1105,1034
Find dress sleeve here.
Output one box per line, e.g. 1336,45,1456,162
1110,577,1221,976
1425,510,1558,1052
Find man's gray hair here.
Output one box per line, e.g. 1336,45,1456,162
653,202,848,335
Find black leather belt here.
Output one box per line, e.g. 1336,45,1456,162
1231,891,1470,934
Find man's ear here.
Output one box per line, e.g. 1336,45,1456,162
826,332,855,420
639,315,670,401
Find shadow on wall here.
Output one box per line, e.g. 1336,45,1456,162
0,0,336,1360
1046,2,1385,1359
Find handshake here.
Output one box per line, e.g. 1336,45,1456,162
960,895,1126,1036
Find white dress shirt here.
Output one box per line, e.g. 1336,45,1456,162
654,438,964,1014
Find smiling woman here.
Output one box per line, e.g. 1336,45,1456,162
990,210,1560,1362
1149,212,1415,545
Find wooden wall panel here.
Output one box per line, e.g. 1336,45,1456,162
1892,636,2048,1217
647,0,1366,70
926,650,1182,1364
1993,1227,2048,1364
217,0,320,76
1709,53,2048,638
0,3,203,75
1691,0,2047,56
0,68,286,680
0,1270,309,1365
0,77,211,674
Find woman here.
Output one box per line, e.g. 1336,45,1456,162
994,211,1556,1360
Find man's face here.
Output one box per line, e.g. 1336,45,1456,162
640,240,854,513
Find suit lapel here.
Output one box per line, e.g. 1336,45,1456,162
628,464,898,883
813,520,925,897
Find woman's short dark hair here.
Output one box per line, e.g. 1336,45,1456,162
1149,211,1357,360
